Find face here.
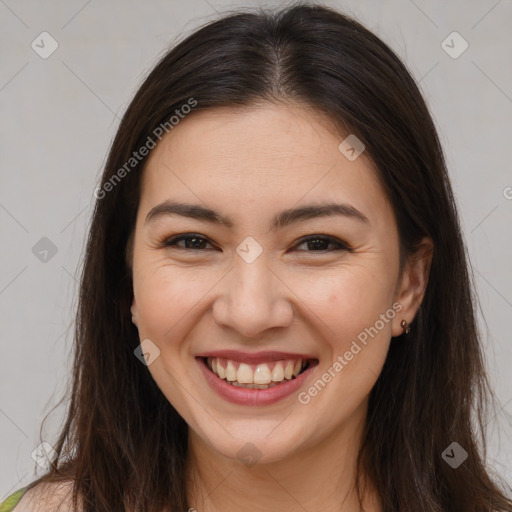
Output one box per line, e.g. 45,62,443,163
130,102,429,465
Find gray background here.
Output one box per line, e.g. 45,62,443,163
1,0,511,500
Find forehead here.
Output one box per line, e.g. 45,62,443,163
138,103,394,231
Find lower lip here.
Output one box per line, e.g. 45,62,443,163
197,357,317,406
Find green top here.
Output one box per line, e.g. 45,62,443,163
0,487,29,512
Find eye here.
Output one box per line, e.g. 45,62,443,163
162,233,215,250
293,234,351,252
160,233,351,253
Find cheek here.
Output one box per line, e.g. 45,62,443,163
294,273,394,412
132,266,212,418
133,265,213,341
293,267,395,398
294,266,395,343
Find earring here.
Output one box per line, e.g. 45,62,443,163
401,320,410,335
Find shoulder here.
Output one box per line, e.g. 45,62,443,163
0,486,28,512
10,481,80,512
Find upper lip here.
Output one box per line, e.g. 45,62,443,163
197,350,317,364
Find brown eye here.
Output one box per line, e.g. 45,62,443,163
162,234,214,250
294,235,351,252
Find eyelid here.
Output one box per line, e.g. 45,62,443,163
161,233,216,250
294,234,351,251
161,232,352,252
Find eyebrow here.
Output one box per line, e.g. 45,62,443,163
145,200,370,230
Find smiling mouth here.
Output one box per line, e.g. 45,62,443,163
202,356,318,390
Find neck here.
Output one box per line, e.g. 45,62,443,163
185,405,381,512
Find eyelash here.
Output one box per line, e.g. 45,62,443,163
161,233,352,253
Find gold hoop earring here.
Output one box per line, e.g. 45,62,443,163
401,320,410,334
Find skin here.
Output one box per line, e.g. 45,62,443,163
129,102,433,512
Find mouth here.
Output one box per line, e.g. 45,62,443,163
203,356,314,389
196,352,319,406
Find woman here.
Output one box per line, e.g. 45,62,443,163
3,3,511,511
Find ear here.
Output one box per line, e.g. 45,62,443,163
391,237,434,337
131,297,139,327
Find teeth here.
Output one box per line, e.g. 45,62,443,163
230,381,280,389
284,361,294,380
254,363,272,384
206,357,308,387
225,360,237,381
271,363,284,382
217,361,226,379
237,363,253,384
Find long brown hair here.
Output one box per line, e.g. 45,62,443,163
26,3,512,511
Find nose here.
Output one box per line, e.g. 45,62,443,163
211,255,294,339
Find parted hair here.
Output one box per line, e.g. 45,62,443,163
25,3,512,511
